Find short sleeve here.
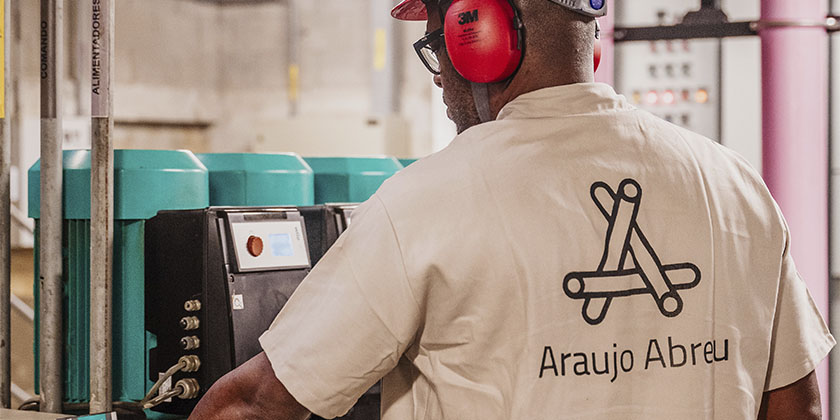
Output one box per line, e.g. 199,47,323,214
764,229,836,391
259,196,421,418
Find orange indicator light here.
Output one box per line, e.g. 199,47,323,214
695,88,710,104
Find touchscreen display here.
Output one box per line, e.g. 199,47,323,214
270,233,294,257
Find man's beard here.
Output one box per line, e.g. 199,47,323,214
447,100,483,134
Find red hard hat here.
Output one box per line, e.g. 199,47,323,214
391,0,427,21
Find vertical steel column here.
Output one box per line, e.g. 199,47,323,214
370,0,400,115
0,0,10,409
760,0,830,418
593,10,614,85
287,0,299,116
89,0,113,413
39,0,63,413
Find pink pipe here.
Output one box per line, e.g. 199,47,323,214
760,0,830,417
594,10,614,85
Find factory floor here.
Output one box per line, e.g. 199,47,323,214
10,248,35,410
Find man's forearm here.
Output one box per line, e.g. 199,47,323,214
758,371,821,420
189,352,311,420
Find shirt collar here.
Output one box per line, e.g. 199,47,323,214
496,83,631,121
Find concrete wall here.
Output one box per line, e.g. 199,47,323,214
10,0,443,158
8,0,446,247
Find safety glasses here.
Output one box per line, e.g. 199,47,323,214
413,28,445,75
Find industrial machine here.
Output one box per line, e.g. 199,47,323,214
304,157,403,204
196,153,315,207
144,203,378,418
28,150,209,412
28,149,397,417
145,207,313,415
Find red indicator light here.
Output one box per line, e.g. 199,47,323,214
645,90,659,105
662,90,676,105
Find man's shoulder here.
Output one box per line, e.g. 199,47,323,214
374,124,509,217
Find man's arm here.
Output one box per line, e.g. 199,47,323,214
189,352,311,420
758,370,821,420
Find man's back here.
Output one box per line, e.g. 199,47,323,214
348,83,833,419
255,83,833,419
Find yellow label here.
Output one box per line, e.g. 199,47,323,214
288,64,300,102
0,3,5,119
374,29,387,71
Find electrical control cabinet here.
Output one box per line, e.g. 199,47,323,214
614,0,721,140
615,38,720,139
145,207,312,415
613,0,762,170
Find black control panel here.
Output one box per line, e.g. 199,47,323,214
145,205,379,418
145,207,312,415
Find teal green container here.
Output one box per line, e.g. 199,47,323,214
304,157,403,204
399,158,418,168
196,153,314,207
29,149,209,407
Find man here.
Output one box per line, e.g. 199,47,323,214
190,0,835,418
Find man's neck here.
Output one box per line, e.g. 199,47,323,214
490,64,593,118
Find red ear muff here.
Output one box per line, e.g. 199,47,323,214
594,38,602,73
443,0,523,84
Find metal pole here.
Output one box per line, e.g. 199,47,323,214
760,0,830,418
11,0,22,250
287,0,299,116
89,0,113,413
39,0,63,413
0,0,10,409
70,1,87,116
370,0,400,115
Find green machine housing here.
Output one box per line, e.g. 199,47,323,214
29,149,209,406
196,153,314,207
398,158,418,168
303,157,403,204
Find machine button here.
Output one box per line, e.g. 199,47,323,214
247,236,264,257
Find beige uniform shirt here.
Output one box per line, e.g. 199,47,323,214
260,83,835,419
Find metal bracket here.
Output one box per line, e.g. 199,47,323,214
613,21,755,42
614,16,840,42
750,16,840,32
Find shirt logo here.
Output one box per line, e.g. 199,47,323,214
563,179,702,325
